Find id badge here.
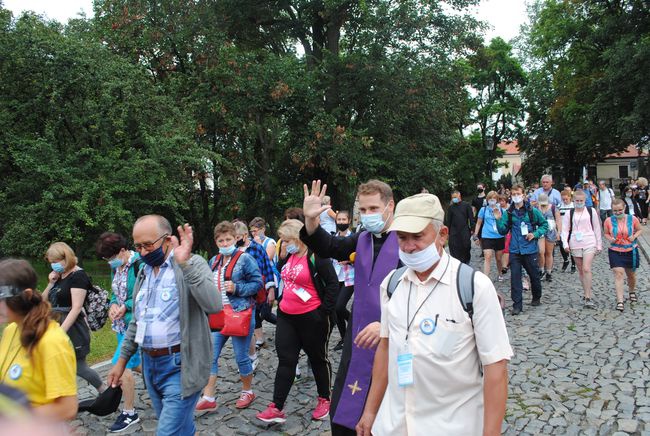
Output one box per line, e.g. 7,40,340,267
397,344,414,387
575,231,584,241
520,223,529,236
492,223,498,232
135,321,146,344
547,219,556,231
293,287,312,302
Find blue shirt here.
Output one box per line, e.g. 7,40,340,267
134,252,181,349
245,240,277,289
531,187,562,207
478,206,504,239
497,204,549,255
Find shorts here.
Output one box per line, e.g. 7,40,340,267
608,248,639,270
112,332,142,369
481,237,505,251
570,246,597,258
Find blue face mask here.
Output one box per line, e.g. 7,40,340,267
286,243,300,255
452,198,460,204
51,262,65,273
219,245,237,256
108,257,124,269
360,205,390,234
141,244,167,267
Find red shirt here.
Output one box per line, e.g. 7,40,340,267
279,254,322,315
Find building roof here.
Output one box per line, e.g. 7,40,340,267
498,140,519,156
604,144,648,159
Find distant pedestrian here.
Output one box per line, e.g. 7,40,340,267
558,191,576,273
597,180,616,223
623,186,643,218
535,193,562,282
604,199,642,311
561,191,602,308
473,191,505,281
531,175,562,207
494,185,548,315
444,190,474,264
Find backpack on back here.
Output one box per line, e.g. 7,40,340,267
84,280,110,332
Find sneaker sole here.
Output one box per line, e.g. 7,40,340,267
257,416,287,424
109,417,141,433
312,411,330,421
236,398,256,409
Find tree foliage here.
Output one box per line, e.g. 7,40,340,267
519,0,650,184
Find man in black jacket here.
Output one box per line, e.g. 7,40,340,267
300,179,400,435
444,190,475,264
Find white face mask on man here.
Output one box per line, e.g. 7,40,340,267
398,234,441,273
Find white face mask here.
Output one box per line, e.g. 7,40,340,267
512,195,524,204
398,235,441,273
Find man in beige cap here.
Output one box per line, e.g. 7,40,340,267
356,193,512,436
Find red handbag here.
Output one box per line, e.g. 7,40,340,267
220,305,253,336
209,251,252,336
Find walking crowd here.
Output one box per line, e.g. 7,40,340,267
0,174,645,435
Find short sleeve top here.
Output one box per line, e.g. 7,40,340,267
48,269,91,308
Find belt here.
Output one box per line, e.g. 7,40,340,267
141,344,181,357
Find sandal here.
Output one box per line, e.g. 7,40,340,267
616,301,624,312
629,292,638,303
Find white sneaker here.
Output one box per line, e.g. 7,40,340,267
251,356,259,371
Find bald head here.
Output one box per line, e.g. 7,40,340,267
134,215,172,235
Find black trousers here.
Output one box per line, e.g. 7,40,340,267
273,308,331,410
255,301,277,329
560,241,575,266
334,283,354,339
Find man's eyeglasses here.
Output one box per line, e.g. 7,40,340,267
134,234,168,251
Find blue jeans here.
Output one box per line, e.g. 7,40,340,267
211,306,256,376
142,351,201,436
510,252,542,310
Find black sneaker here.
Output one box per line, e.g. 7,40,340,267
545,273,552,282
501,267,508,275
333,340,344,351
531,299,541,306
109,411,140,433
570,265,576,273
539,271,546,281
510,307,522,316
561,261,569,272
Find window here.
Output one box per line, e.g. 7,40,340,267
619,165,629,178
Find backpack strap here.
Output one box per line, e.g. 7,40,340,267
456,263,476,321
612,213,619,238
210,254,223,271
386,266,408,299
568,208,575,242
224,251,244,281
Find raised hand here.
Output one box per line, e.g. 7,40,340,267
303,180,331,235
172,223,193,265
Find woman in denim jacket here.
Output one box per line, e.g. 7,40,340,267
197,221,263,412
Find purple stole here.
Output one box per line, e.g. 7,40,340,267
333,231,399,429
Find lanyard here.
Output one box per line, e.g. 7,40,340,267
405,258,450,342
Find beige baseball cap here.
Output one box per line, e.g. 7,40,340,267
388,193,445,233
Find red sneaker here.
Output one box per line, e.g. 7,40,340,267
235,391,256,409
195,397,217,412
312,397,331,420
256,403,286,423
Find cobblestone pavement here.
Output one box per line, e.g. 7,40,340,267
74,242,650,435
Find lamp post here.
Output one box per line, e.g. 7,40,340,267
485,136,495,182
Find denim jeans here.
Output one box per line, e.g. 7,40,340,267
510,252,542,310
599,209,612,223
142,351,201,436
211,305,256,376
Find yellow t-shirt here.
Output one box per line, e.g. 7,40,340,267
0,321,77,406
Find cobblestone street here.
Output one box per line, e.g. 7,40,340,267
75,242,650,435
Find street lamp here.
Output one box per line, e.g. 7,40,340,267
485,136,495,182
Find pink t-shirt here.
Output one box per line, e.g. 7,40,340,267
279,255,322,315
561,207,602,250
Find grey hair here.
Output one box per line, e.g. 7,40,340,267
431,219,444,232
540,174,553,182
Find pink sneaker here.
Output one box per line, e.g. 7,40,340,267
195,397,217,412
235,391,256,409
256,402,286,423
312,397,331,420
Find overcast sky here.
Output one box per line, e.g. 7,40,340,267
4,0,529,43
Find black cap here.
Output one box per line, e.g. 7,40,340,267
78,386,122,416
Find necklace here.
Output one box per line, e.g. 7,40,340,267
1,328,22,382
